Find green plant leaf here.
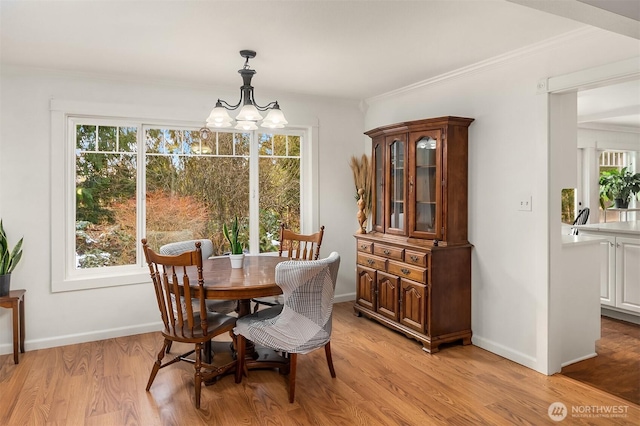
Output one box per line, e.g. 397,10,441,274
0,220,23,275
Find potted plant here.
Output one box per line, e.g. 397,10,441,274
0,220,23,297
599,167,640,209
223,216,244,268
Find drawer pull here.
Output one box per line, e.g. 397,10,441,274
410,255,419,262
383,249,391,255
400,268,410,275
367,259,375,265
360,244,368,250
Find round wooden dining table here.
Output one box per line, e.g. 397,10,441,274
199,255,286,316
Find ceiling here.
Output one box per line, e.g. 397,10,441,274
1,0,638,130
578,79,640,131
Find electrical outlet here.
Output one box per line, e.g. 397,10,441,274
518,196,532,211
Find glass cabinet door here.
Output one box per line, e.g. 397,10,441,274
386,135,406,234
372,139,384,232
409,130,441,239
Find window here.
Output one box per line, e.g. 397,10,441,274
51,102,311,292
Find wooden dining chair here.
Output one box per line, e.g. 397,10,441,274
159,239,238,354
252,223,325,313
235,252,341,403
142,239,237,409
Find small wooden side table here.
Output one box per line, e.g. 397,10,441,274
0,289,26,364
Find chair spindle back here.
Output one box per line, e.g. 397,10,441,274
278,223,325,260
142,239,208,338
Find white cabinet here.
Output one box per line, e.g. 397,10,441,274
597,236,616,307
616,237,640,314
583,231,640,315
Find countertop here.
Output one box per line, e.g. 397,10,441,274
574,220,640,236
561,233,607,247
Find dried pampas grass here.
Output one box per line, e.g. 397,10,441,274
349,154,372,218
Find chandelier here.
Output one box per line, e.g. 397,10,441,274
206,50,288,131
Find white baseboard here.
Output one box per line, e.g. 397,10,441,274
472,334,541,373
561,352,597,368
0,321,162,355
1,296,359,355
601,307,640,325
334,292,355,303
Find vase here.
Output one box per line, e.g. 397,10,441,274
0,274,11,297
229,254,245,269
614,198,629,209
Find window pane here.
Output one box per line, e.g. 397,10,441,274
145,130,250,256
165,130,181,154
218,132,233,155
75,124,137,269
259,134,273,155
235,133,250,156
289,135,300,156
258,154,300,253
273,135,287,156
561,188,575,224
119,127,137,152
76,125,96,151
98,126,117,151
146,128,163,154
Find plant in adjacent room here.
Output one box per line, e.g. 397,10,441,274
599,167,640,209
223,216,244,255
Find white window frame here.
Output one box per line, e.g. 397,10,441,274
51,99,317,292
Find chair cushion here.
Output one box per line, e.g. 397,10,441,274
205,299,237,314
166,311,236,341
234,305,329,354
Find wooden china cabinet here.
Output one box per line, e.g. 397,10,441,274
354,116,474,353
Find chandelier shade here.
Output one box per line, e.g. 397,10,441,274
261,104,288,129
235,121,259,131
206,50,287,130
235,104,263,122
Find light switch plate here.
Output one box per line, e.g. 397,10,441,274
518,195,532,211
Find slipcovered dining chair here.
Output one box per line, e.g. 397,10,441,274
251,224,325,313
235,251,340,403
142,239,237,408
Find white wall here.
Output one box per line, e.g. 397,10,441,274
364,28,639,374
0,67,364,353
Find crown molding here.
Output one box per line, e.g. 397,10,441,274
365,27,598,104
578,122,640,133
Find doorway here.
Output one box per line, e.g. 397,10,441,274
548,59,640,403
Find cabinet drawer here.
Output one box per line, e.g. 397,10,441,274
374,244,404,261
405,250,427,267
388,260,426,284
356,240,374,254
357,253,387,270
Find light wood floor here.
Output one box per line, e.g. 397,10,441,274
1,302,638,425
562,316,640,406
